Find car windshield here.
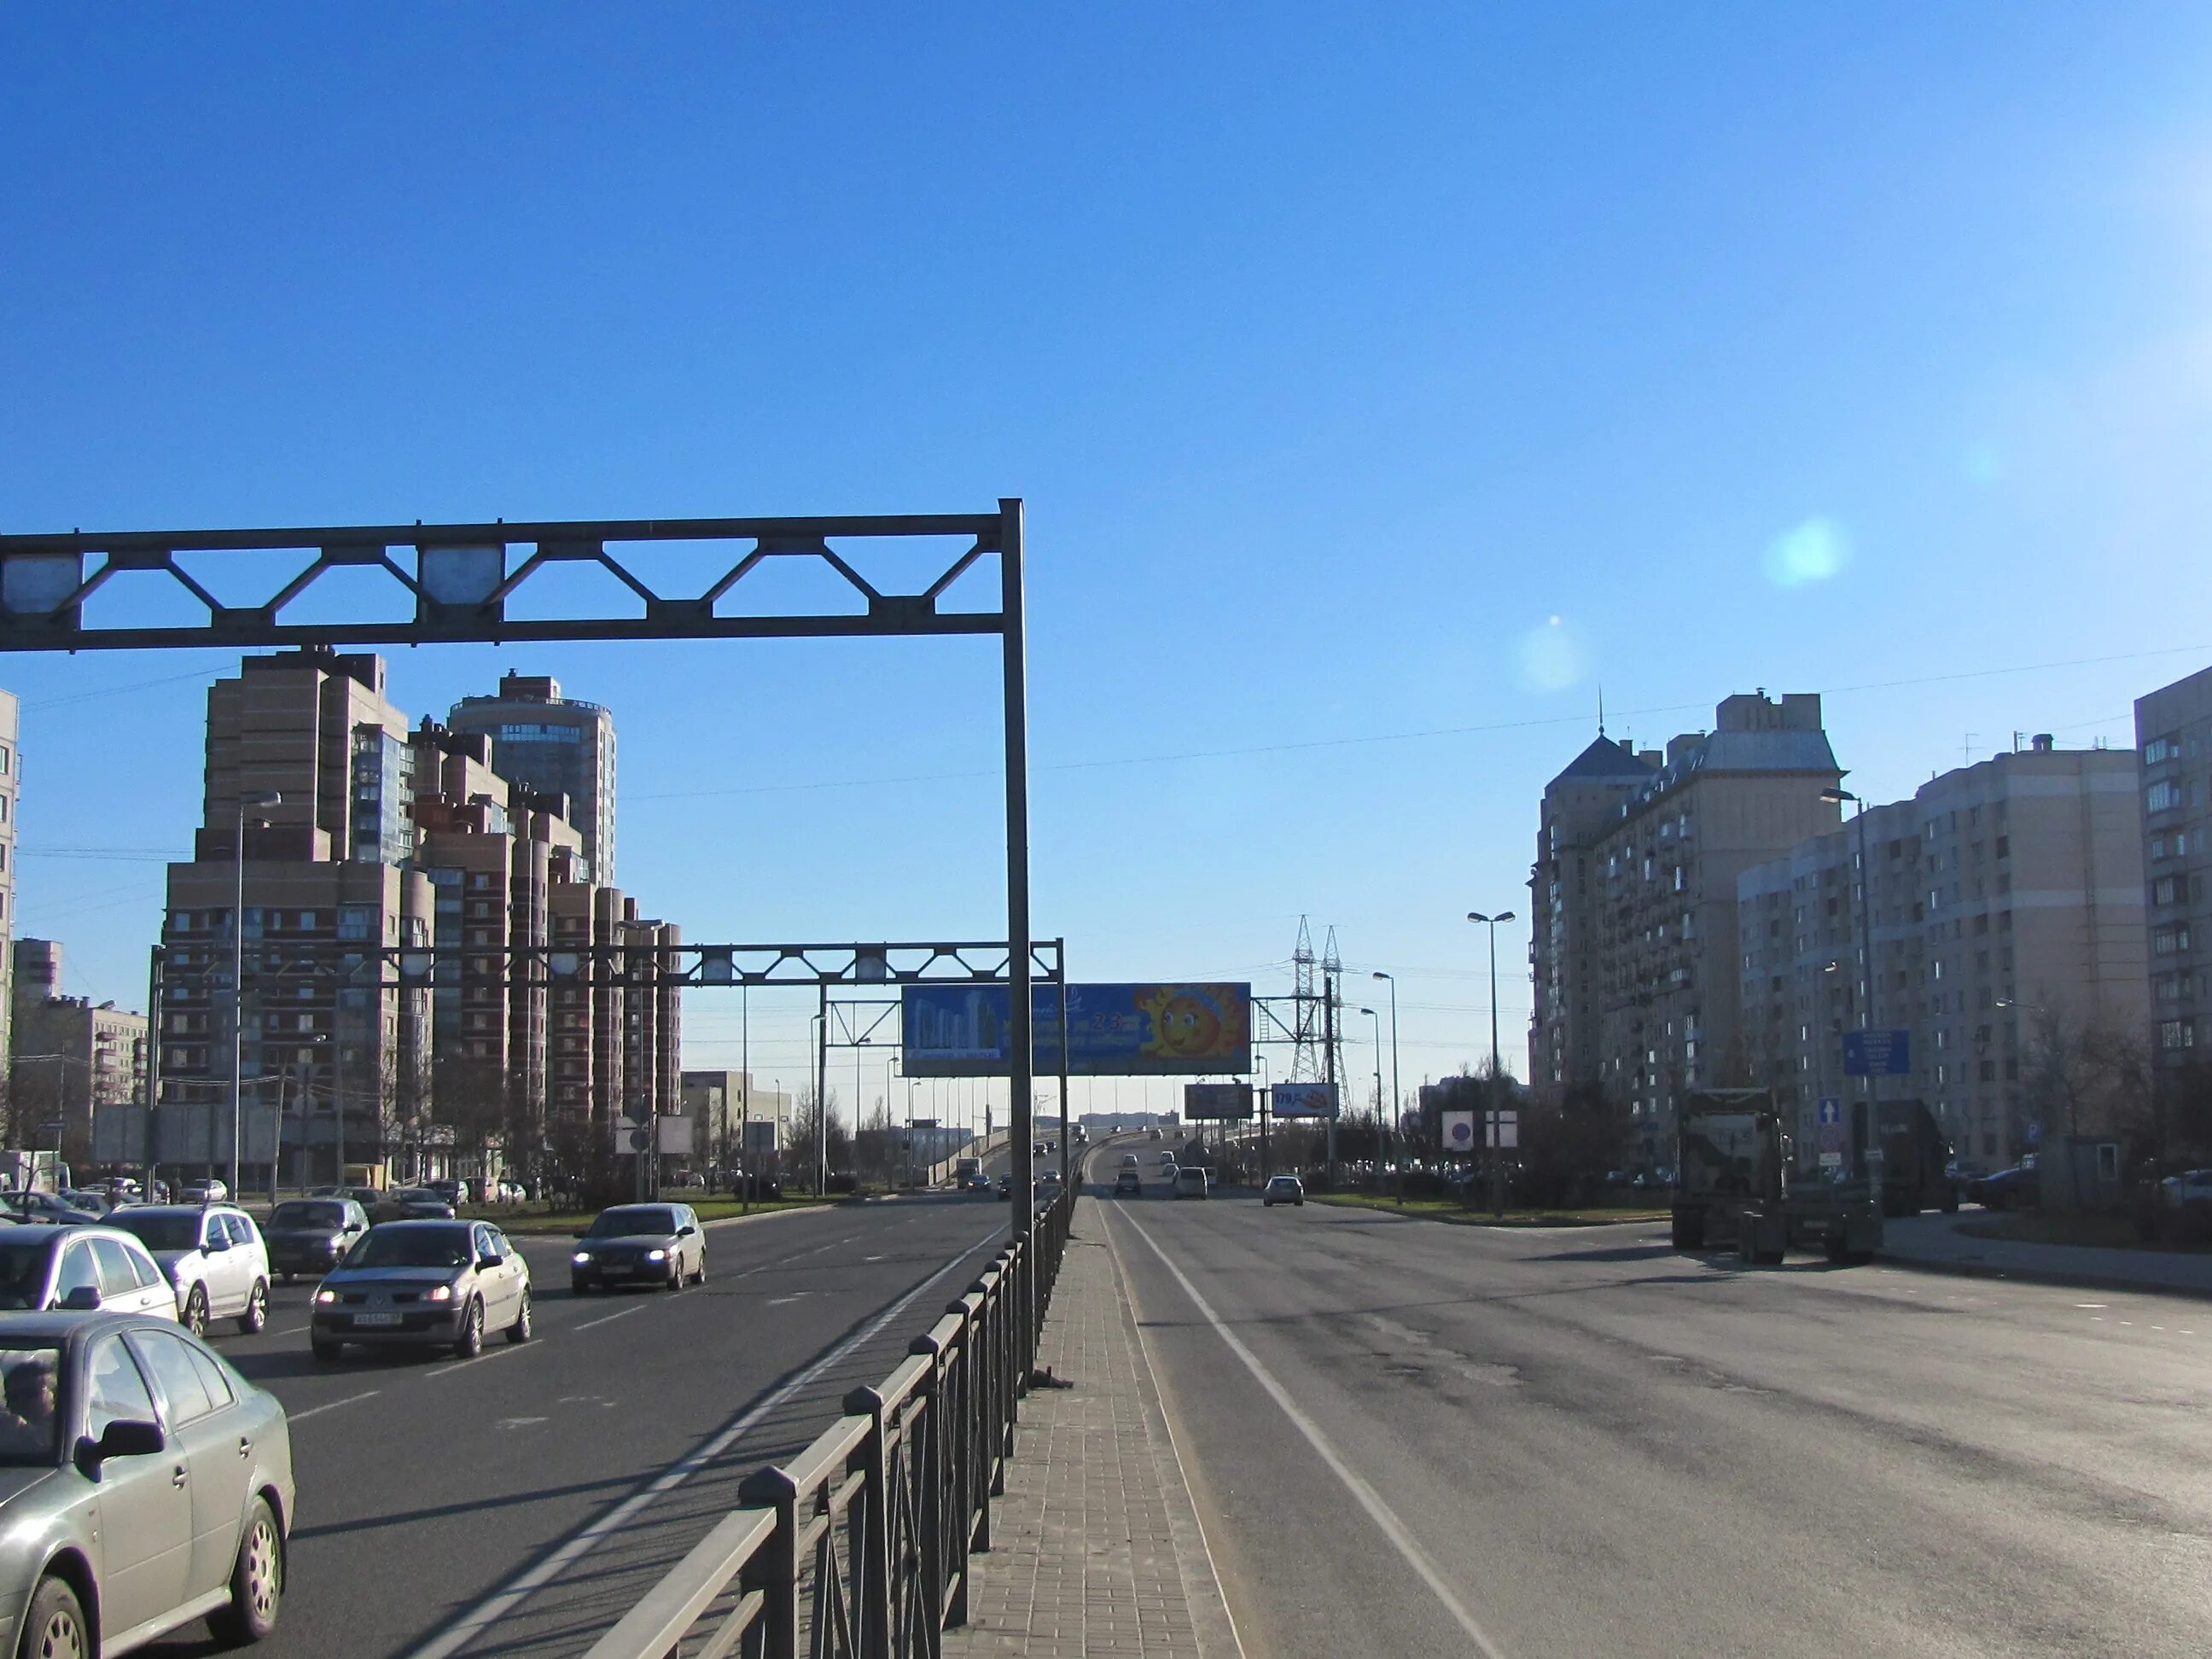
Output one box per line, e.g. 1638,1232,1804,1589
107,1212,201,1253
270,1202,346,1229
0,1239,57,1310
343,1227,472,1270
0,1348,63,1465
588,1208,678,1238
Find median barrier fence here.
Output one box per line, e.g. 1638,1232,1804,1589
585,1185,1076,1659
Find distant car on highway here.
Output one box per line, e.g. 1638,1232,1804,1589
1120,1154,1140,1169
106,1204,272,1338
1263,1174,1305,1208
1174,1167,1210,1200
0,1225,177,1319
1157,1150,1176,1167
56,1190,112,1218
312,1220,531,1360
1112,1170,1144,1197
0,1313,296,1654
262,1196,370,1284
998,1176,1012,1201
961,1172,992,1194
178,1179,230,1204
1038,1170,1063,1197
570,1204,706,1294
387,1188,458,1220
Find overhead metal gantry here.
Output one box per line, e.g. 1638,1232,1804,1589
0,506,1047,1290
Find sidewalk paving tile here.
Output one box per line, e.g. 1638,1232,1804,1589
943,1204,1239,1658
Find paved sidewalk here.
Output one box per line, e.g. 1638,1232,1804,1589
1883,1211,2212,1296
943,1205,1241,1659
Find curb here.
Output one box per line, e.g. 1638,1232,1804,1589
1875,1249,2212,1303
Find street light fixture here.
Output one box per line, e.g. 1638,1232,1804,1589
1371,969,1404,1202
231,789,281,1199
1359,1006,1384,1187
1464,912,1516,1077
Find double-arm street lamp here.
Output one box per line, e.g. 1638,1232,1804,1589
1359,1006,1384,1186
1468,910,1517,1217
231,789,282,1199
1465,911,1516,1076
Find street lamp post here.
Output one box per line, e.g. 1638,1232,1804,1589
1372,970,1403,1203
231,789,281,1199
1359,1006,1384,1192
1468,911,1517,1217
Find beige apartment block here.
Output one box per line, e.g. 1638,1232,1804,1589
1738,737,2145,1169
11,939,148,1169
1533,692,1844,1161
2136,667,2212,1080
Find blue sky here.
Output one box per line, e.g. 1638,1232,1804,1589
4,4,2210,1127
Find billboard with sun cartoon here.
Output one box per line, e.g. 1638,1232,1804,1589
902,982,1252,1077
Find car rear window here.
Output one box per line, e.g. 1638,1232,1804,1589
271,1202,347,1228
108,1212,201,1254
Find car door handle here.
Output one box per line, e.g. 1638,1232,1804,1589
172,1465,188,1489
237,1436,252,1459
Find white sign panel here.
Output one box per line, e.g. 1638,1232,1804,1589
1441,1109,1476,1153
1487,1109,1519,1150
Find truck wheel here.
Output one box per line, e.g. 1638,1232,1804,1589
1670,1214,1703,1251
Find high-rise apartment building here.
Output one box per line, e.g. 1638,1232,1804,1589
9,939,148,1167
447,673,617,884
2136,668,2212,1080
159,649,678,1187
1738,737,2146,1167
1529,693,1843,1161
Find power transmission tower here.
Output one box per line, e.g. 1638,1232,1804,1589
1289,917,1326,1082
1321,925,1342,1180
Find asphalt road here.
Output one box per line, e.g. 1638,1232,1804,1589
139,1193,1019,1659
1088,1146,2212,1658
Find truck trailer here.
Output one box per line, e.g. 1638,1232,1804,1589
1672,1089,1882,1265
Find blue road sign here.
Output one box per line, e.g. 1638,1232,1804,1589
1842,1028,1912,1076
1816,1097,1842,1126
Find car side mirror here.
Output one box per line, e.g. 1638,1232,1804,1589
678,1224,697,1237
60,1285,102,1312
84,1418,164,1466
476,1254,502,1272
204,1237,229,1254
571,1228,591,1239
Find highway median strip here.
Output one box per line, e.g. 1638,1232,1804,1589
1309,1192,1669,1228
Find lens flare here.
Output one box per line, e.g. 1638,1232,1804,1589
1519,615,1586,691
1762,517,1852,588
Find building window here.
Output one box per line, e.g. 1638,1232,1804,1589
2161,1020,2195,1051
2156,876,2180,906
2155,924,2192,957
2148,781,2181,813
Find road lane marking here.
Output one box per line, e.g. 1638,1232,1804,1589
1115,1210,1511,1659
574,1305,644,1332
288,1389,380,1423
404,1223,1006,1659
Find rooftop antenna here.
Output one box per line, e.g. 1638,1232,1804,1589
1597,684,1605,738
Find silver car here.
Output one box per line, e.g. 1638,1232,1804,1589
0,1226,179,1321
569,1203,706,1293
311,1220,532,1360
0,1312,294,1654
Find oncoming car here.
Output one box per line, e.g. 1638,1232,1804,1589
311,1220,531,1361
0,1313,295,1656
569,1204,706,1293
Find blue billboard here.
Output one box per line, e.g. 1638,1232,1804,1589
901,982,1251,1078
1842,1029,1912,1077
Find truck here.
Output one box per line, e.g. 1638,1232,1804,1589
955,1155,982,1184
0,1150,68,1195
1876,1098,1957,1216
1672,1089,1881,1265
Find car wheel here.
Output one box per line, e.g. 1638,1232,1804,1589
207,1493,284,1644
571,1278,591,1295
452,1296,485,1359
236,1279,270,1336
505,1289,533,1344
311,1338,342,1363
691,1251,707,1286
18,1574,88,1659
183,1284,209,1339
665,1262,684,1292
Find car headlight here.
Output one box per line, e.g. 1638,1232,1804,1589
644,1248,667,1262
427,1284,454,1302
572,1250,593,1265
314,1288,337,1305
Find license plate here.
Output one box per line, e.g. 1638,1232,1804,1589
353,1312,400,1327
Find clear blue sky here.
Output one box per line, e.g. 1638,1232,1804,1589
4,4,2209,1126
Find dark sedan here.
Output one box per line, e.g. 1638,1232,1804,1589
570,1204,706,1293
263,1197,370,1284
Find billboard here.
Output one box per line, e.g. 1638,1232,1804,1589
1842,1029,1911,1076
1270,1081,1339,1120
1441,1109,1476,1154
1184,1084,1254,1121
903,983,1251,1078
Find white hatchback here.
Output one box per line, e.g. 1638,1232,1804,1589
106,1206,272,1338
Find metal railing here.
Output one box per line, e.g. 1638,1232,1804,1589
587,1186,1076,1659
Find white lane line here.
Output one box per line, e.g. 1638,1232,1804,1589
274,1324,310,1336
288,1388,380,1423
1117,1210,1510,1659
423,1335,544,1381
404,1223,1005,1659
574,1305,644,1332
